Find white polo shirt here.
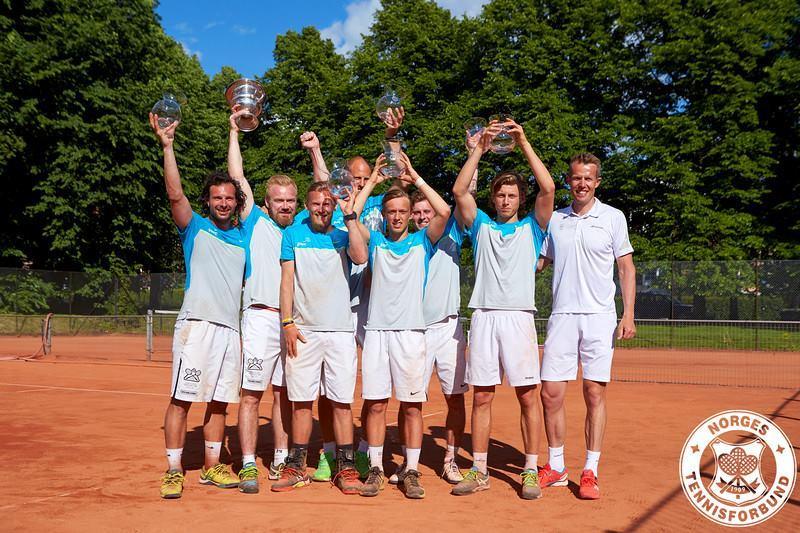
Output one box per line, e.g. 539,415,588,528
541,198,633,314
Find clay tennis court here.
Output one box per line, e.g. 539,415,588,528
1,337,798,532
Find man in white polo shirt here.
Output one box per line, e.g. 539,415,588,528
537,152,636,500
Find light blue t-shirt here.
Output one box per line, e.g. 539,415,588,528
240,208,295,309
177,212,247,331
468,208,547,311
281,220,354,331
423,216,466,325
366,229,434,330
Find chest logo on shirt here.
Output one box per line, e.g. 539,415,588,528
246,357,263,371
183,368,201,382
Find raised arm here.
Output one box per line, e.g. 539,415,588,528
452,132,491,229
399,152,451,243
506,120,555,230
300,131,329,182
280,259,306,357
228,110,254,220
353,154,387,218
337,193,369,264
149,113,192,230
616,253,636,340
383,106,405,148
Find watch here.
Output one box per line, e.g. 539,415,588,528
343,212,358,222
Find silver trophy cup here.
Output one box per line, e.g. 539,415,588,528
225,78,267,132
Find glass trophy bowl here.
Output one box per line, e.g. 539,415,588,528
151,93,182,128
225,78,266,132
380,140,405,178
376,89,402,121
488,113,516,154
464,117,487,137
329,160,354,200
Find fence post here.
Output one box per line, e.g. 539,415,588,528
146,309,153,362
754,260,760,351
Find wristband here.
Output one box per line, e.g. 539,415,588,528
281,317,294,325
414,177,426,188
343,212,357,222
282,321,295,329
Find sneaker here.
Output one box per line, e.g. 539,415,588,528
399,468,425,499
271,465,310,492
520,469,542,500
441,460,464,484
538,463,568,487
332,466,362,495
312,451,335,482
160,469,184,499
388,462,406,485
238,462,259,494
451,467,490,496
355,450,370,480
268,461,285,481
359,466,385,497
199,463,240,488
579,469,600,500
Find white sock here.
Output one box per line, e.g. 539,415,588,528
524,454,538,471
204,441,222,465
368,446,384,470
358,439,369,453
166,448,183,471
274,448,288,465
549,446,565,472
406,448,421,471
472,452,488,474
445,445,458,463
585,450,601,476
323,441,336,455
242,453,256,466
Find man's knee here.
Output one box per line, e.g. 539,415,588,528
541,382,566,410
444,393,466,413
367,400,388,415
241,390,262,408
583,381,607,410
473,387,495,408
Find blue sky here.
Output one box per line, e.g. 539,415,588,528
156,0,489,78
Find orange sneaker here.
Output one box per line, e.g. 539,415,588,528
538,463,568,487
579,469,600,500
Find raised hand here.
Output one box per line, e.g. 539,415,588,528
336,186,356,215
383,106,405,131
505,119,530,148
300,131,320,150
465,129,482,153
149,112,179,148
229,108,252,133
397,152,420,187
369,153,390,184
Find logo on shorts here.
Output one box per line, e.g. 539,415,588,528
247,357,263,371
183,368,201,382
679,410,796,527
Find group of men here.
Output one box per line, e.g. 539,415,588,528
148,102,636,502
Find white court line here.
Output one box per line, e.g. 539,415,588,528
0,486,102,510
0,382,162,397
386,410,443,426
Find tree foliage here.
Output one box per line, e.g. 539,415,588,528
1,0,797,275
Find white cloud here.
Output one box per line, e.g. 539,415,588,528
180,41,202,60
320,0,489,56
232,24,256,35
204,21,224,30
174,21,192,34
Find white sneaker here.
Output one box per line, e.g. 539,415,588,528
441,460,464,484
388,462,407,485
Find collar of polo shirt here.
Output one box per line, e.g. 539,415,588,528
570,198,603,219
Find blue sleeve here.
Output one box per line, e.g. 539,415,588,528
367,230,383,269
294,209,309,225
527,213,549,259
447,216,464,247
178,211,202,244
280,227,296,261
420,228,435,259
468,209,489,243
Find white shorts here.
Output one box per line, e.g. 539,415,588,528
285,329,357,404
424,316,469,396
241,307,285,392
542,313,616,382
467,309,540,387
362,329,427,402
170,319,241,403
351,303,368,349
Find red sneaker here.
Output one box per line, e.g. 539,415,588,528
579,469,600,500
537,463,568,487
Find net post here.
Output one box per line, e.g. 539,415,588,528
146,309,153,362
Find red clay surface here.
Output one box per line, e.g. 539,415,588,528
0,337,798,532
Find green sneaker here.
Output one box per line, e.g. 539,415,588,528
160,469,184,499
451,467,490,496
199,463,240,489
521,468,542,500
355,450,370,480
238,462,259,494
312,451,335,482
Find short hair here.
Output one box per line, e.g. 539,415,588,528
490,171,527,206
200,171,246,218
381,188,410,211
568,152,602,177
264,174,297,201
410,190,428,207
347,156,371,176
305,181,334,203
